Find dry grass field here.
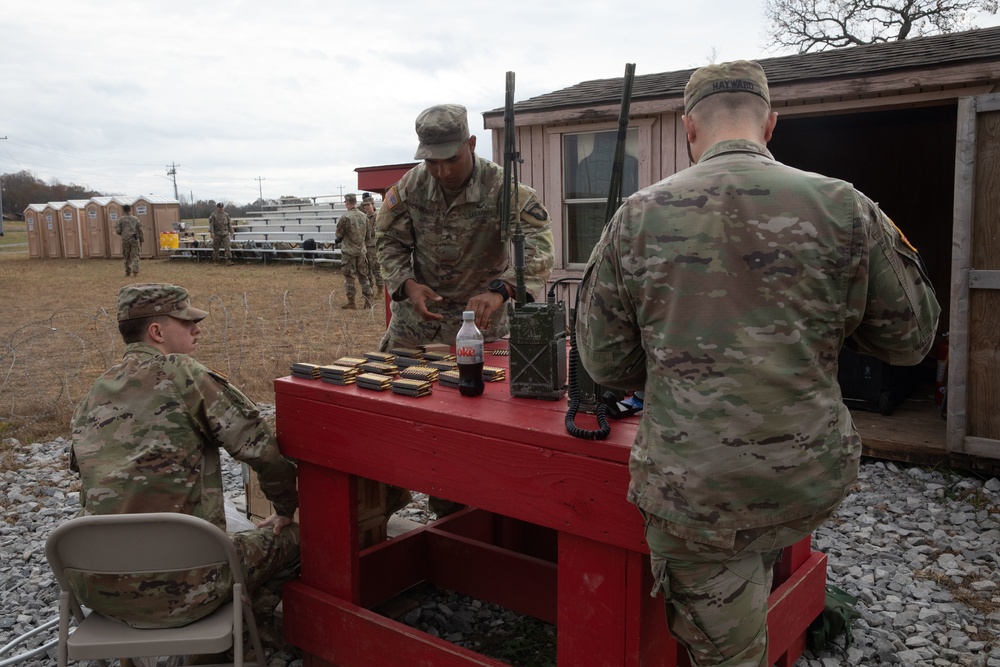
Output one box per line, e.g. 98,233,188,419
0,251,387,445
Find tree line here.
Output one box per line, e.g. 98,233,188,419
0,170,265,220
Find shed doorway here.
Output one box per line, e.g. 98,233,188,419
767,104,957,467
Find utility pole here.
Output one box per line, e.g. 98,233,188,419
255,176,266,211
0,136,6,236
166,163,180,202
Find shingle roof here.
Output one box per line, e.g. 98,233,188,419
487,25,1000,117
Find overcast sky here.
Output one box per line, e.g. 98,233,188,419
2,1,998,206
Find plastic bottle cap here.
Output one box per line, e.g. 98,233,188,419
462,310,475,320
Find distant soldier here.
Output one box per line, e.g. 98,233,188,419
115,204,144,277
208,202,235,265
335,193,374,309
361,194,383,296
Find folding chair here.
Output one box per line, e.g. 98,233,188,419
45,512,265,667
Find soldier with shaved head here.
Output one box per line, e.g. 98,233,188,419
576,60,940,667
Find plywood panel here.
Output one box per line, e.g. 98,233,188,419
967,108,1000,441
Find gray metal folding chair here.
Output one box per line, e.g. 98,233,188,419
44,512,265,667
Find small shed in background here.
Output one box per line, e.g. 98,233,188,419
355,163,419,196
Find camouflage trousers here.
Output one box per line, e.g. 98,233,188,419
122,238,141,276
212,234,232,262
341,254,372,299
643,508,834,667
231,523,301,628
364,246,384,293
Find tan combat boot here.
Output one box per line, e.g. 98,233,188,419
363,295,374,309
341,296,356,310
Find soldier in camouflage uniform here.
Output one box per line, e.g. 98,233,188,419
336,193,374,309
114,204,144,277
69,283,300,654
376,103,554,349
576,61,940,667
208,202,235,265
361,194,383,295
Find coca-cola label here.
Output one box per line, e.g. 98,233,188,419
456,342,483,364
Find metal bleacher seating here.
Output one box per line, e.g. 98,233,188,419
169,198,350,267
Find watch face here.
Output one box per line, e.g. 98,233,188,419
488,280,508,300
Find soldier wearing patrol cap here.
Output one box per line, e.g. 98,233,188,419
69,283,300,656
375,103,554,350
114,204,144,277
576,60,940,667
375,103,555,518
360,194,383,294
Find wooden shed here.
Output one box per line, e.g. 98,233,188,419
482,26,1000,470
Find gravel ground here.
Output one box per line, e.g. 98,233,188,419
2,429,1000,666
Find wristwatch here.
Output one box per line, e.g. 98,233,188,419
488,279,511,302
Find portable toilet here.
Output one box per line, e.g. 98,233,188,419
23,204,47,258
40,203,63,258
84,199,109,258
132,195,180,258
101,197,130,258
60,200,91,258
128,197,157,258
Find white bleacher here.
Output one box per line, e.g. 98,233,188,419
168,195,368,267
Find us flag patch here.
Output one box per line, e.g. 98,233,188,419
386,185,401,210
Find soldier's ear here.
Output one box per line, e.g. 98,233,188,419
146,321,165,344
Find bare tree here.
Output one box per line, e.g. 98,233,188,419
764,0,999,53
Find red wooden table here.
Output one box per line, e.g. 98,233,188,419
275,348,827,666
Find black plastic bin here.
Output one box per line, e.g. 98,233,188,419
837,348,919,415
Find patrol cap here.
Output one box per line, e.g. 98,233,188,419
117,283,209,323
345,193,357,204
414,104,469,160
683,60,770,115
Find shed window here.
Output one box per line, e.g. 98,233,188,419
562,128,639,266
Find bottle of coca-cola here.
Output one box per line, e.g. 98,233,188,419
456,310,484,397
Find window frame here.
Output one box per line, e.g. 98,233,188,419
546,118,654,270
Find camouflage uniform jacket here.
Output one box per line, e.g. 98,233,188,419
376,155,554,345
208,210,233,237
336,207,368,257
576,139,940,548
115,214,143,242
67,342,298,627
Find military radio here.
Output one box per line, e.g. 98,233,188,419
502,71,569,401
565,63,636,439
